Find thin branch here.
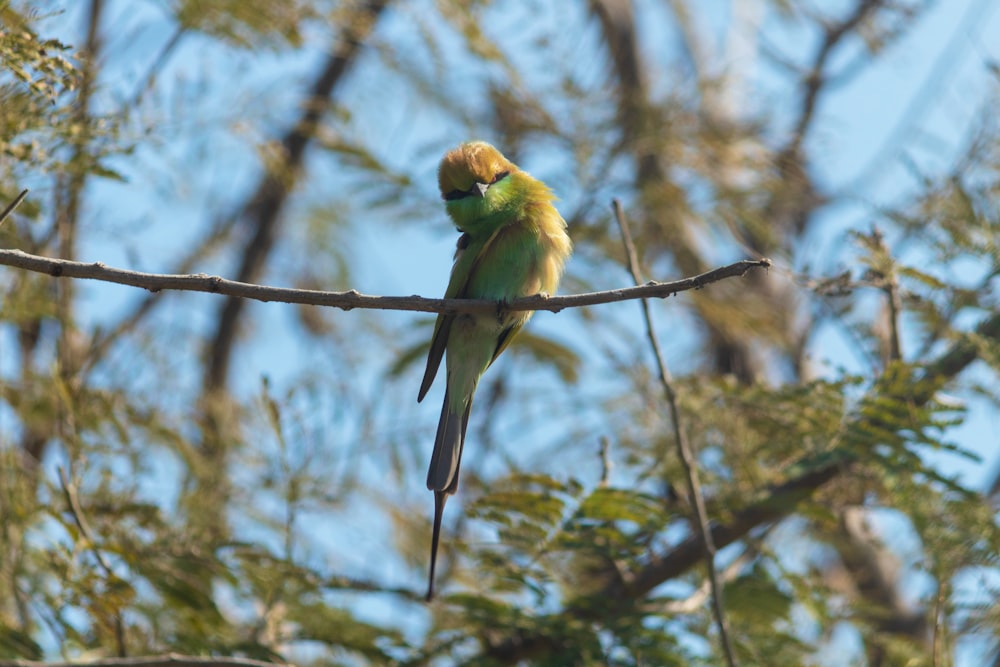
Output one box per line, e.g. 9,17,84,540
858,226,903,366
57,468,112,577
0,247,771,315
0,656,291,667
836,506,927,650
0,189,28,228
58,467,126,657
612,199,737,667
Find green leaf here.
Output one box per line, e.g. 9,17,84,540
576,487,668,526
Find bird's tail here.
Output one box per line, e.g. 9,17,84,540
426,387,472,600
426,386,472,494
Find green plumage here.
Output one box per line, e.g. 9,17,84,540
419,142,571,600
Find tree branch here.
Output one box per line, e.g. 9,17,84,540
477,311,1000,667
57,466,126,656
598,306,1000,605
620,454,845,600
659,545,758,615
845,0,988,195
785,0,884,157
82,213,241,376
205,0,391,392
0,189,28,228
612,199,737,666
0,655,291,667
0,247,771,315
480,461,845,663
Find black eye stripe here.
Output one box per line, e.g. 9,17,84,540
443,172,510,201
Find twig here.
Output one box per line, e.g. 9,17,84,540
58,467,126,656
0,655,292,667
0,189,28,228
0,247,771,315
882,262,902,364
58,468,109,571
611,199,738,667
56,0,104,368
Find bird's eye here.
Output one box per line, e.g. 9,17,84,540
443,172,508,201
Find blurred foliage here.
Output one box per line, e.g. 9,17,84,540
1,0,1000,666
0,6,78,170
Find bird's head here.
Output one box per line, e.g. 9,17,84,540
437,141,520,230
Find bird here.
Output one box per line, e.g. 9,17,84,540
418,141,572,600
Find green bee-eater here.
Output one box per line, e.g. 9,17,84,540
418,141,572,600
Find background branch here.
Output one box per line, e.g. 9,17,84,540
601,306,1000,604
784,0,884,157
204,0,391,393
485,308,1000,666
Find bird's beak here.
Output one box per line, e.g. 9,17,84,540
472,182,489,198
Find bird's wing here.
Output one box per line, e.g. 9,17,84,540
417,228,504,402
488,318,525,368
